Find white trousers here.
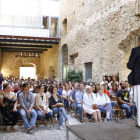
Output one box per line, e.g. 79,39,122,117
134,85,140,126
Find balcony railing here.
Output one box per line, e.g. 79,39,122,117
0,26,60,38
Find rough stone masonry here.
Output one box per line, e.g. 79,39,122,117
60,0,140,82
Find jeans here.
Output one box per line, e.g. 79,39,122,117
36,110,53,120
76,104,83,120
111,101,117,108
98,103,115,121
20,107,37,130
0,86,2,90
52,107,68,126
71,102,76,110
120,103,137,118
64,99,69,109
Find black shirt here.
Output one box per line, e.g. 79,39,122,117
49,94,63,109
117,89,130,104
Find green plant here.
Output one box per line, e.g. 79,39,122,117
65,69,83,82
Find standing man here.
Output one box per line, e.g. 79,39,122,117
0,72,4,90
127,36,140,128
19,83,37,134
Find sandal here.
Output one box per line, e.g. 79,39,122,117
136,124,140,128
5,127,10,132
11,126,17,131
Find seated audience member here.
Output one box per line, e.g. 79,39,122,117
58,85,63,96
17,84,23,100
117,82,137,118
35,85,53,122
30,85,37,93
69,84,79,111
0,84,19,131
75,83,86,122
92,85,98,94
46,85,52,98
96,86,115,122
62,84,71,109
107,76,112,90
125,80,130,91
101,83,110,97
109,83,118,107
13,84,19,96
83,86,102,123
112,76,119,87
19,83,37,134
49,86,69,130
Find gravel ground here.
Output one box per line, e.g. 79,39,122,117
0,115,81,140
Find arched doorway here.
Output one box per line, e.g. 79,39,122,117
48,66,54,81
20,63,36,80
62,44,68,81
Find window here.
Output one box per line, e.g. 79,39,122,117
85,62,92,81
63,18,67,36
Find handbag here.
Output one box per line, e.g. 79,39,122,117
3,97,16,112
93,105,98,110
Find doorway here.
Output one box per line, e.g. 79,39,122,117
20,67,35,79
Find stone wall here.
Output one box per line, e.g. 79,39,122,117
60,0,140,82
1,52,41,78
40,45,61,80
0,44,61,80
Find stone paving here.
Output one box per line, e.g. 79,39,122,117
0,115,81,140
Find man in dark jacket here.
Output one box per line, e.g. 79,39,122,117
127,36,140,128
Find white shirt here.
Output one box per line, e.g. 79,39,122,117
46,92,51,98
62,90,71,98
0,92,15,99
96,93,110,105
83,93,98,107
36,93,46,107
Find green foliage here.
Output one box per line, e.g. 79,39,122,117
65,69,83,82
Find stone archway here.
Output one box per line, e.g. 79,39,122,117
48,66,54,81
20,63,37,80
119,28,140,81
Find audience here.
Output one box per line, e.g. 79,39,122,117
75,83,86,122
35,85,53,123
109,83,118,107
49,86,69,130
19,83,37,134
62,84,71,109
117,82,137,118
83,86,102,123
0,74,137,133
0,83,19,131
96,86,115,122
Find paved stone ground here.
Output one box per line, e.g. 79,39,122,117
0,115,81,140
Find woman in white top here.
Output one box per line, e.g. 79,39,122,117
35,85,53,121
83,86,102,123
62,84,71,109
96,86,115,122
0,83,19,131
